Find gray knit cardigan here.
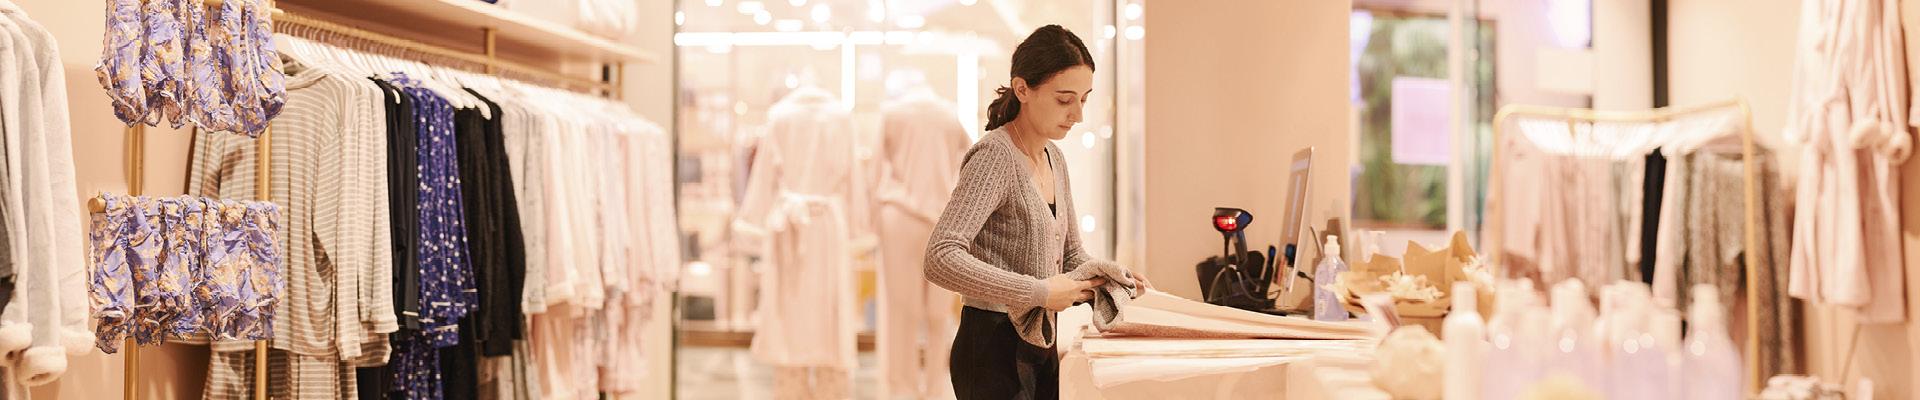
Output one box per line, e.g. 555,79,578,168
924,129,1130,348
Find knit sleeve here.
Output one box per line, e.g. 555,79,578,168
924,143,1047,308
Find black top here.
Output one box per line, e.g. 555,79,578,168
457,89,528,357
371,78,423,330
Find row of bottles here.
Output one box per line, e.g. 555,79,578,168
1442,279,1743,400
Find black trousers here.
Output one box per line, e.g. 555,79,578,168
950,306,1058,400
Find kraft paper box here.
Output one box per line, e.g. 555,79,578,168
1340,231,1489,318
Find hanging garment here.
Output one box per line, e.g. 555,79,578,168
1784,0,1912,324
187,39,417,397
734,88,870,370
874,91,971,399
460,89,528,358
386,74,479,400
0,2,93,387
87,195,287,353
94,0,284,134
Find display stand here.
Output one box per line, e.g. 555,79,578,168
1486,99,1763,394
89,0,643,397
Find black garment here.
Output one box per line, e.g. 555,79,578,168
457,90,528,357
951,306,1058,400
359,79,420,400
438,317,481,400
1638,151,1667,284
371,78,423,330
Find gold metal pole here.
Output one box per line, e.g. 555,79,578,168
122,123,143,400
612,62,625,100
483,27,497,75
1738,103,1763,396
254,125,271,400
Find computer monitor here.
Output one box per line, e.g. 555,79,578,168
1278,147,1313,292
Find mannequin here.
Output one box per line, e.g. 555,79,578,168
733,87,873,400
874,74,972,399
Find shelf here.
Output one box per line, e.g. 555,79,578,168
276,0,657,65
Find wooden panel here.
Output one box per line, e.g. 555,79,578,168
276,0,655,65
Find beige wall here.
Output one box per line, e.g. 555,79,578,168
1141,0,1353,301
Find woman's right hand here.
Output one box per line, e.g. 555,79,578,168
1043,274,1106,311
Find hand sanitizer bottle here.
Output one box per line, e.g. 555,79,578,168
1312,235,1348,321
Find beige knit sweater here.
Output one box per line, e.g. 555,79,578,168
924,129,1127,348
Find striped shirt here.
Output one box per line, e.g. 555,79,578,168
187,58,397,399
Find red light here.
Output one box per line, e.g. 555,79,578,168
1214,215,1238,231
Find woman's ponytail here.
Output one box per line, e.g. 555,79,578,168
984,86,1021,132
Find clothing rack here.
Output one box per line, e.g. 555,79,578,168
96,0,629,398
1486,99,1763,394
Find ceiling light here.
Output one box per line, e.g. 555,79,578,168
775,19,803,31
754,10,772,25
1124,25,1144,40
675,11,685,26
811,4,831,23
1081,132,1095,149
896,15,925,29
789,0,806,5
737,1,764,14
705,0,723,7
1124,3,1143,21
867,6,885,23
1080,215,1096,233
1103,24,1115,39
959,0,976,5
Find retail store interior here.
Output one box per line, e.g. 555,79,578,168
0,0,1916,398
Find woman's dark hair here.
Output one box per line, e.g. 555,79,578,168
985,25,1095,131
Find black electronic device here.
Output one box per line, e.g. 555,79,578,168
1197,207,1276,310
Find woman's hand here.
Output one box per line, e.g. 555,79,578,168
1043,274,1106,311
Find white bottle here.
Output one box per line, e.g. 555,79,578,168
1684,285,1743,400
1442,282,1485,400
1608,284,1676,400
1547,280,1602,389
1312,236,1349,321
1480,280,1539,400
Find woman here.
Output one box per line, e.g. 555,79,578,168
924,25,1150,399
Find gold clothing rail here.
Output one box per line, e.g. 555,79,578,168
206,0,619,93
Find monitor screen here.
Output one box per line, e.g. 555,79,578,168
1279,147,1313,290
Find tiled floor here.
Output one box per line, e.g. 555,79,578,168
676,346,883,400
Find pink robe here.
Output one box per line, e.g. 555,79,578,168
874,91,972,398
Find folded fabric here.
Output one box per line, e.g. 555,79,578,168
145,197,202,341
94,0,283,135
1088,290,1376,341
226,200,282,340
86,194,283,349
86,195,149,353
1003,261,1138,348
